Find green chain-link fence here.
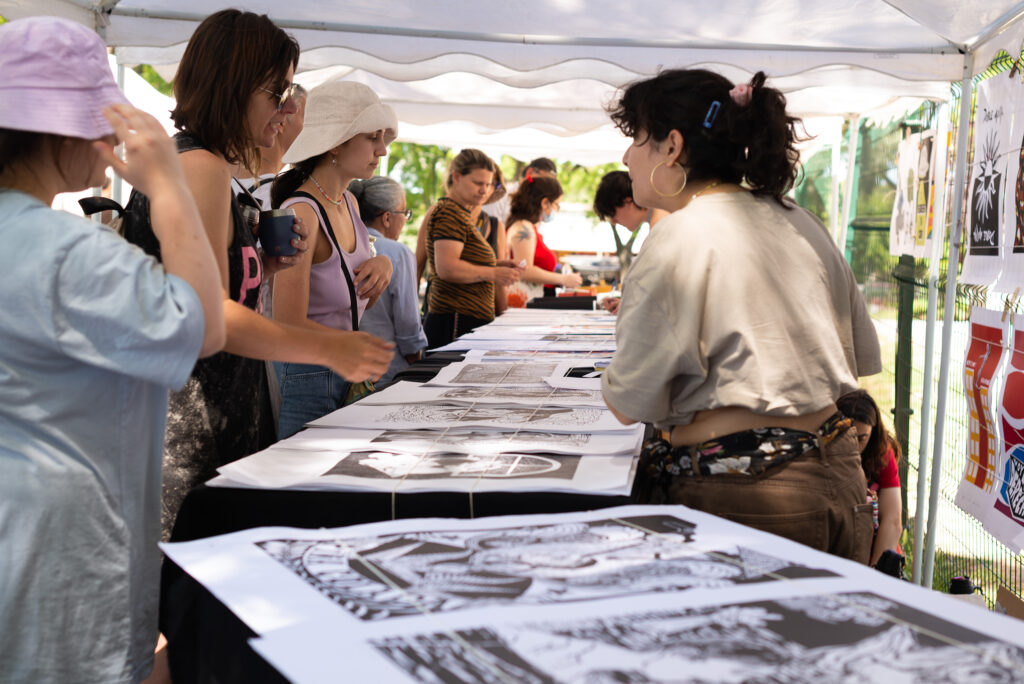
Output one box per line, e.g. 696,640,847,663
795,75,1024,606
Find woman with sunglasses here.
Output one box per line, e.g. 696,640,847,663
124,10,393,537
269,80,397,437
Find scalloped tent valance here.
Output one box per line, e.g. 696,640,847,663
4,0,1024,162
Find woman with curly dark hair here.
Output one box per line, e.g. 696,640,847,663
837,389,904,566
602,69,881,562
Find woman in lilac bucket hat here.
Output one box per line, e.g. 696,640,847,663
0,16,225,683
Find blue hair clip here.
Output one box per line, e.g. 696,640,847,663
703,100,721,129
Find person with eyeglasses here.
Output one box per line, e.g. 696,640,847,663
837,389,904,567
122,10,394,539
350,176,428,387
269,79,399,437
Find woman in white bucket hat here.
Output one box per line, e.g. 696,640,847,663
0,16,224,682
269,80,399,437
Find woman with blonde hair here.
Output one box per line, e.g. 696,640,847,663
421,149,521,347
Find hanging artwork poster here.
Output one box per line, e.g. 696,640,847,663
889,133,921,256
955,307,1010,520
915,127,950,258
993,77,1024,292
962,76,1015,286
991,312,1024,551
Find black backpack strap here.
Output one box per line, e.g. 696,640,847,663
78,196,124,218
291,191,360,331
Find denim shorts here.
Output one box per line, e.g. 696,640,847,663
273,361,350,439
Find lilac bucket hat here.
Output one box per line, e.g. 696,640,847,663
0,16,130,139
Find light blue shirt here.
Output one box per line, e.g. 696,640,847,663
0,190,204,683
360,228,428,387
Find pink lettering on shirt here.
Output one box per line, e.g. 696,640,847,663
239,245,263,312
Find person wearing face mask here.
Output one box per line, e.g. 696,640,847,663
269,80,398,438
423,148,522,347
507,174,583,299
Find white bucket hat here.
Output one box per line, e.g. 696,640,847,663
282,80,397,164
0,16,130,139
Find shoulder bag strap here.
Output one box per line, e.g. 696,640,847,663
292,191,360,331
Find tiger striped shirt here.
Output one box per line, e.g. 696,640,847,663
426,197,497,320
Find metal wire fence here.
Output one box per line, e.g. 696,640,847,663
796,83,1024,606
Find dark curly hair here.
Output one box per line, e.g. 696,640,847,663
508,175,562,225
608,69,805,204
592,170,634,223
837,389,902,483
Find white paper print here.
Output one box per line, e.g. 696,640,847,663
956,307,1011,519
215,446,636,495
358,381,607,407
308,402,629,433
425,361,561,387
994,78,1024,292
889,132,922,256
963,76,1016,285
988,312,1024,551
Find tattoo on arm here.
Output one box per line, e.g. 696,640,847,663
513,226,532,243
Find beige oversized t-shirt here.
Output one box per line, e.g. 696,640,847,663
602,191,880,429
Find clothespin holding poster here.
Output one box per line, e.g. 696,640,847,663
1002,287,1020,323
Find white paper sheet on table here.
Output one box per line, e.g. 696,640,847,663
230,425,643,456
425,361,561,387
462,349,613,363
540,360,605,390
458,325,615,338
214,446,636,494
306,401,630,432
358,381,607,407
430,337,616,352
161,505,1024,684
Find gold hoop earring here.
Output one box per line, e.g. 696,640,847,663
649,161,687,198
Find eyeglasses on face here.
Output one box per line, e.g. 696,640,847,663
390,209,413,220
259,83,298,111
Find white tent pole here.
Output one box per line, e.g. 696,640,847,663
113,61,126,206
923,51,974,589
830,136,842,239
837,115,860,250
912,102,951,584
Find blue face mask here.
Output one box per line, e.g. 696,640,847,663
541,211,554,223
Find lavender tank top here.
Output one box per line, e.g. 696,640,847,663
281,192,370,331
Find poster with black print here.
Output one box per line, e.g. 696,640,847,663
162,506,1024,684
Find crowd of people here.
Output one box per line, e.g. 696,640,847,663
0,10,899,683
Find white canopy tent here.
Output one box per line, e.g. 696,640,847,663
4,0,1022,162
5,0,1024,588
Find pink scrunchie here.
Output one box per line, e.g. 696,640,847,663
730,84,753,107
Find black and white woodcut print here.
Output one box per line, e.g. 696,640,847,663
323,451,581,480
371,592,1024,683
255,515,838,622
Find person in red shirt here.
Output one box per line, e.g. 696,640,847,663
507,174,582,298
838,389,904,566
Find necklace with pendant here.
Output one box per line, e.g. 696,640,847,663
309,174,344,206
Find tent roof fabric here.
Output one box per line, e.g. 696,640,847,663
4,0,1024,163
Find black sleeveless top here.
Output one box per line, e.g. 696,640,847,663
123,133,273,538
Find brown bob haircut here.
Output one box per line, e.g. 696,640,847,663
171,9,300,172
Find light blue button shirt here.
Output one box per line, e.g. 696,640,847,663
0,190,204,682
360,228,428,387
